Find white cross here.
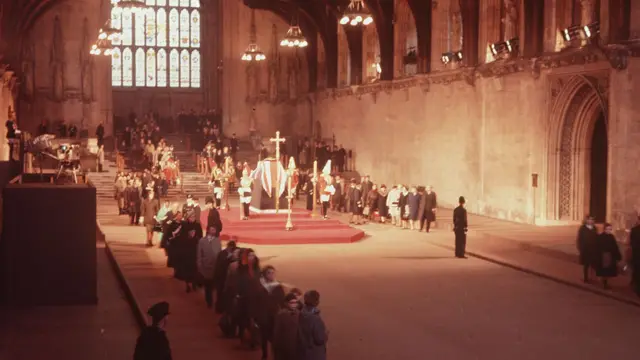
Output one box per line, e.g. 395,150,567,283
269,131,286,160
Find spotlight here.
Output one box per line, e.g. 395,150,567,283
441,51,463,65
489,38,519,59
562,21,600,44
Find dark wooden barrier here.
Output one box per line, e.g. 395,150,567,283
0,183,97,305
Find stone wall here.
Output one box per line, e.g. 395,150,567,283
220,0,310,138
19,0,112,137
298,58,640,227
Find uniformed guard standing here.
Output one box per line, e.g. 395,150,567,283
453,196,468,258
134,301,173,360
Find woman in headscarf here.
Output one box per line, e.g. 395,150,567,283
255,265,285,359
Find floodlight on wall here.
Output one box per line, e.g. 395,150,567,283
112,0,148,13
562,22,600,43
339,0,373,27
280,25,308,48
490,38,519,59
441,51,463,65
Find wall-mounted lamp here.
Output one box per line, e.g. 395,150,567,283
562,22,600,44
441,51,463,65
490,38,519,59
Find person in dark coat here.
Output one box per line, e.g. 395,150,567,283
273,293,302,360
174,221,200,292
297,290,328,360
407,187,421,230
134,301,172,360
629,216,640,297
213,240,238,314
419,185,437,232
255,265,286,360
576,215,598,282
594,223,622,289
236,249,262,347
125,180,142,225
206,196,223,237
377,185,388,223
304,175,314,211
453,196,468,258
163,211,183,268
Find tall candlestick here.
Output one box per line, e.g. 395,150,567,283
311,160,318,217
286,175,293,230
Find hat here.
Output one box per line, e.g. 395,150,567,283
147,301,170,321
186,194,193,199
459,196,466,204
205,196,214,204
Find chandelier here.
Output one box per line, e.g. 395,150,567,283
241,9,266,62
340,0,373,26
280,25,308,48
97,19,121,42
90,40,113,56
112,0,148,13
241,44,266,62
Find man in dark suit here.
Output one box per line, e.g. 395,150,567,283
453,196,468,258
206,196,223,237
420,185,437,232
630,216,640,296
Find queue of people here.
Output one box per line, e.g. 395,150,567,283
133,193,329,360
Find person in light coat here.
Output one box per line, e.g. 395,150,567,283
197,225,222,308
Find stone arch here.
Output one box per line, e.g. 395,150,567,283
546,75,609,223
393,0,417,78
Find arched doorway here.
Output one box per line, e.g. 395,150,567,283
546,75,609,223
589,112,608,222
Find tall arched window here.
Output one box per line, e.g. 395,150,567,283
190,50,200,88
180,49,190,87
135,48,146,86
111,0,201,88
169,49,179,87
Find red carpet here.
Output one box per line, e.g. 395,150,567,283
218,207,366,245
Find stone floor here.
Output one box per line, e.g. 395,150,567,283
101,200,640,360
0,242,139,360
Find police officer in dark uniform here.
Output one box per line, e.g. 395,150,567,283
453,196,468,258
134,301,173,360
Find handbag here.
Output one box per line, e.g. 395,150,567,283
363,206,370,216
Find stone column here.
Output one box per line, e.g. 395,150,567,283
503,0,518,40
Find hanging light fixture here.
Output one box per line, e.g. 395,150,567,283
97,19,121,42
281,25,308,48
90,39,114,56
339,0,373,27
112,0,148,13
241,9,266,62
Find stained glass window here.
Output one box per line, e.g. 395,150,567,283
180,50,190,87
190,10,200,48
157,49,167,87
146,10,156,46
112,48,122,86
157,9,167,46
111,8,122,45
134,11,145,46
169,50,180,87
135,49,146,86
179,9,190,48
122,48,133,86
190,50,200,88
121,9,133,46
112,1,200,88
169,9,179,47
147,49,157,87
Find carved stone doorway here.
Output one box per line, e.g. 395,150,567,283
589,112,607,222
546,74,609,223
